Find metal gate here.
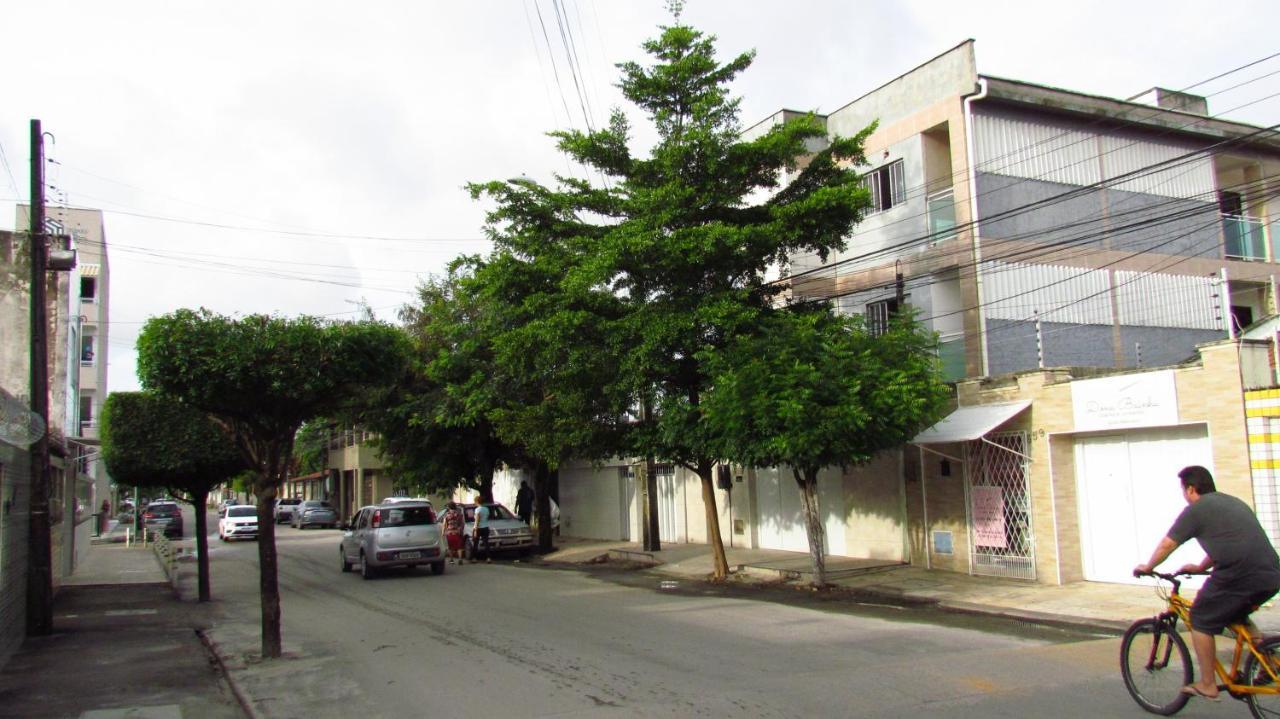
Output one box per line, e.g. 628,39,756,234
967,431,1035,580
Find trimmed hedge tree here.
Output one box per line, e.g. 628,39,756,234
100,391,247,601
137,309,409,659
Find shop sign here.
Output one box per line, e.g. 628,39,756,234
1072,370,1178,431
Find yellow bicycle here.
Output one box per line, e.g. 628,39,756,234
1124,570,1280,717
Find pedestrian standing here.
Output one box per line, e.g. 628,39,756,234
472,495,492,563
515,480,533,525
443,501,465,565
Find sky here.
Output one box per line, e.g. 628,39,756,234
2,0,1278,394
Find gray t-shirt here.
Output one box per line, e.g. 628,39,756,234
1168,492,1280,587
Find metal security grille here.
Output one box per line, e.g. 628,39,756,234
967,431,1036,580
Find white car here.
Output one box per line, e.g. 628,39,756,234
219,505,259,541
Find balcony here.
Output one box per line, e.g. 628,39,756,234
1223,214,1269,261
928,189,957,243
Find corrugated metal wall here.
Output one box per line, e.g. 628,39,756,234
973,110,1216,200
981,260,1111,324
1114,269,1220,330
981,260,1218,330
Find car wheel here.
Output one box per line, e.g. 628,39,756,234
340,548,352,573
359,552,375,580
431,561,446,576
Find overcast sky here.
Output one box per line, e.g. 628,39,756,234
3,0,1278,394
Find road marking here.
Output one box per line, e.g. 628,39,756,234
104,609,159,616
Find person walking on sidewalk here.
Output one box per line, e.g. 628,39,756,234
515,481,533,525
443,502,465,565
1134,465,1280,702
472,496,492,563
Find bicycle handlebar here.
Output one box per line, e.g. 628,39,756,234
1132,569,1210,593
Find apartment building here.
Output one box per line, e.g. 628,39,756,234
746,41,1280,584
766,40,1279,379
0,212,90,664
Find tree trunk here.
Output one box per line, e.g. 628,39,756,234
479,471,494,504
697,462,729,581
254,477,282,659
193,489,211,602
532,463,554,552
793,467,827,587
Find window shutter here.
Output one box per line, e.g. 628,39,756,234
890,160,906,207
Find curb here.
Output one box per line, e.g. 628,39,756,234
196,628,261,719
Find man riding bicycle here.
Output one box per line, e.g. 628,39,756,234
1135,465,1280,701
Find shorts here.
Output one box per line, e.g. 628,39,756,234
1190,577,1280,635
447,534,463,551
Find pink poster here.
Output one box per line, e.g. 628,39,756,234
972,485,1007,549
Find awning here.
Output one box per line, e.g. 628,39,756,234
912,400,1031,444
80,263,100,277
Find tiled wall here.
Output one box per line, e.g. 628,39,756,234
1246,389,1280,548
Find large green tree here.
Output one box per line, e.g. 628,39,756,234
136,309,408,658
354,272,507,504
470,20,871,577
100,391,247,601
702,309,949,585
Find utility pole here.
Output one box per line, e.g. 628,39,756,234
27,119,53,636
639,396,660,552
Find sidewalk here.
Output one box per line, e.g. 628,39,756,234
539,537,1280,634
0,541,244,719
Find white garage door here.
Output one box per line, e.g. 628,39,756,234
755,466,844,555
1075,424,1212,586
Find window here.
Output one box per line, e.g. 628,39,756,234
81,335,95,365
863,160,906,214
80,396,94,432
866,298,900,337
79,271,96,299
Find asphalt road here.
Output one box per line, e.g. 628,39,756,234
197,519,1251,719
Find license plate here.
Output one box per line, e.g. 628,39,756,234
399,551,421,560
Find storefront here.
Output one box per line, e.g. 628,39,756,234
909,340,1260,585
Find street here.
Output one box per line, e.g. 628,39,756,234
177,513,1235,719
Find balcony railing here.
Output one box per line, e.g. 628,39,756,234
928,189,957,243
1223,214,1269,261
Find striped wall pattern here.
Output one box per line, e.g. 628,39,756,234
972,109,1216,200
981,261,1219,329
1245,389,1280,549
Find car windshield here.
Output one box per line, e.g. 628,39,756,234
147,505,179,516
379,506,433,527
280,498,301,505
228,507,256,517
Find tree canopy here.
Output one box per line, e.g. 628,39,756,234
468,21,873,577
100,390,247,600
136,308,409,658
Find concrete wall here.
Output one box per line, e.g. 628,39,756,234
0,439,31,671
841,452,907,561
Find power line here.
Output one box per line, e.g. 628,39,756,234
783,53,1280,278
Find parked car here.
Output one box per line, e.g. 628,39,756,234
219,505,259,541
143,501,184,539
461,503,534,558
291,500,338,529
274,497,303,524
339,501,445,579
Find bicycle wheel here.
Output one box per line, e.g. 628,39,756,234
1243,636,1280,719
1121,618,1193,715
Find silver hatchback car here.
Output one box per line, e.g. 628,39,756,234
339,501,445,579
